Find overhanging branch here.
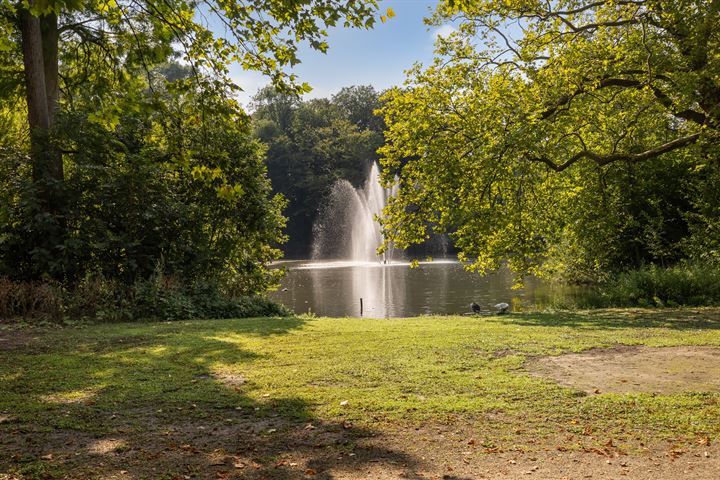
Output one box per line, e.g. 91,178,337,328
541,77,709,127
526,133,701,172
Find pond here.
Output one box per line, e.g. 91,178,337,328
269,260,573,318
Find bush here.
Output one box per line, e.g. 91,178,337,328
0,81,286,295
0,278,63,322
570,263,720,308
0,274,291,323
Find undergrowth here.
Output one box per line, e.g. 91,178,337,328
0,274,290,323
548,263,720,309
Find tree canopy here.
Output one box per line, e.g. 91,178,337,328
0,0,382,296
379,0,720,280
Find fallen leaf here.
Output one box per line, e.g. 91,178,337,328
305,468,317,475
668,449,685,459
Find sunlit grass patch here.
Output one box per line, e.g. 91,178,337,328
1,309,719,452
40,387,103,405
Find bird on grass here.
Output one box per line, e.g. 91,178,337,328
470,302,482,314
494,302,510,314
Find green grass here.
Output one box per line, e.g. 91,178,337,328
2,309,720,455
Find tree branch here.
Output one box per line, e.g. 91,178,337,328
526,133,701,172
541,76,709,126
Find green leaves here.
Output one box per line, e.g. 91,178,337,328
379,0,720,280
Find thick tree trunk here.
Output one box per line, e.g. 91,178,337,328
20,3,65,275
20,6,50,145
20,5,63,185
40,13,63,182
40,13,59,126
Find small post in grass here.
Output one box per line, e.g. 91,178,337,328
360,297,363,316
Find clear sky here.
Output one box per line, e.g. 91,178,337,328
229,0,446,108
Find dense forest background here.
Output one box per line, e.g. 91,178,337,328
252,85,385,258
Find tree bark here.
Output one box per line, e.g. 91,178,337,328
40,12,63,182
20,4,63,202
40,13,59,127
20,5,50,144
20,3,65,274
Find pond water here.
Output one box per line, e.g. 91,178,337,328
269,260,571,318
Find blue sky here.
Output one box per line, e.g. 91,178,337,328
229,0,446,108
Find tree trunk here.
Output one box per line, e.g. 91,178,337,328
20,3,65,276
40,13,59,126
20,3,63,182
20,5,50,160
40,12,63,182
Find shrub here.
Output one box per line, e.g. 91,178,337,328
0,278,63,322
561,263,720,308
0,274,291,324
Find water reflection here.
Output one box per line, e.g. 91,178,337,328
270,260,555,318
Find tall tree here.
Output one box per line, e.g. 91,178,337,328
1,0,383,278
4,0,380,223
379,0,720,278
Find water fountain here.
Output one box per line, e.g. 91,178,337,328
312,162,399,262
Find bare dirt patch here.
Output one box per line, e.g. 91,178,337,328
0,328,44,352
212,372,246,388
527,345,720,395
3,416,719,479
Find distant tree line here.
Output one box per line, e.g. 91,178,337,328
252,85,386,258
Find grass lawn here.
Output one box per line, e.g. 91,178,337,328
2,309,720,479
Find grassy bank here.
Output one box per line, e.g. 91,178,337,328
2,310,720,479
552,263,720,309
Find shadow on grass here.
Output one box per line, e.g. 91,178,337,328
0,316,424,479
492,308,720,331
